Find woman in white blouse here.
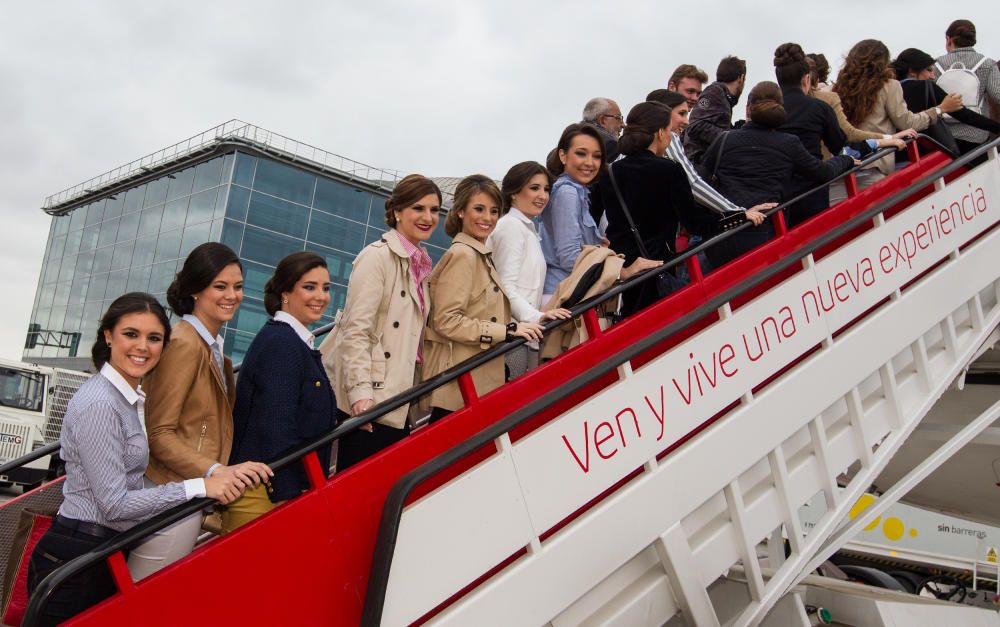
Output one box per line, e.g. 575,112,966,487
488,161,571,377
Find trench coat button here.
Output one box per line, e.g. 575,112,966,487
384,351,391,359
393,321,400,328
493,286,500,292
490,317,497,322
400,290,406,297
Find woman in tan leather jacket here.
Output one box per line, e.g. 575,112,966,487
423,175,544,422
321,175,443,470
129,243,270,579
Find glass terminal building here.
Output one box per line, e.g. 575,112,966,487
23,120,455,369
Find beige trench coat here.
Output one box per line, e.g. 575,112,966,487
423,233,512,412
320,231,430,429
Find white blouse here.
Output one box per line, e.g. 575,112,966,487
488,207,547,323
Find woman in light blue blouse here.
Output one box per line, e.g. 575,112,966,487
540,123,608,299
26,293,244,626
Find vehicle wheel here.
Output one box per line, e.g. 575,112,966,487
918,575,967,603
888,570,924,594
838,565,908,592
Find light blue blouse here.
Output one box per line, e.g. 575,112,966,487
539,174,604,294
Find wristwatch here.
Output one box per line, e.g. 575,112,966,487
505,321,518,341
934,106,943,117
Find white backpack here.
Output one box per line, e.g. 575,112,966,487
935,57,987,116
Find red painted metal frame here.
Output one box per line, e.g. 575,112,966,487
64,152,956,626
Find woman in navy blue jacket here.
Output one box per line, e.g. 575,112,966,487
222,252,336,532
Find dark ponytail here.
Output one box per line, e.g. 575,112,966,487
618,101,672,156
92,292,171,370
166,243,241,316
747,81,787,129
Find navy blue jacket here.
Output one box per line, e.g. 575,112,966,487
229,319,336,502
702,122,854,209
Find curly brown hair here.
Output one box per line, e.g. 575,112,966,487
833,39,894,126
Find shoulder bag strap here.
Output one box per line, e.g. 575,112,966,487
710,131,730,185
606,162,650,259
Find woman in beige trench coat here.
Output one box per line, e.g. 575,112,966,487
423,175,545,422
321,174,442,470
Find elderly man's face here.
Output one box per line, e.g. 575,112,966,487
598,101,624,137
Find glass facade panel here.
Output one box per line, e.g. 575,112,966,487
314,178,372,223
145,178,168,208
48,235,66,262
149,261,176,296
231,298,268,336
69,205,87,231
246,192,309,239
54,216,71,237
98,218,119,248
306,210,366,255
92,246,113,275
139,206,164,237
213,185,229,219
123,186,146,213
132,235,157,267
117,211,140,242
166,167,195,201
75,250,94,276
80,224,100,252
193,157,224,192
220,219,244,253
58,255,77,283
127,264,152,293
68,276,89,305
224,329,254,361
88,272,109,302
186,188,216,226
253,159,315,206
103,195,124,220
84,202,103,226
160,197,188,232
180,221,211,258
240,226,302,268
305,243,354,286
111,241,134,271
65,228,82,257
226,186,250,221
105,269,128,302
154,229,182,263
233,153,256,188
241,261,273,299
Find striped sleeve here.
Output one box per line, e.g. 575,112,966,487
73,399,188,522
666,134,744,214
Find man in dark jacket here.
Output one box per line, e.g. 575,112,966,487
683,55,747,164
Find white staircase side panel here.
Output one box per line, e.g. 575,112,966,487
425,238,1000,626
375,163,1000,626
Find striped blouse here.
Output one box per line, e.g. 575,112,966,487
58,364,204,532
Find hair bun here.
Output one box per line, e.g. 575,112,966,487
773,42,805,67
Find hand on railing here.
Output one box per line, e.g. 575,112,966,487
351,399,376,431
210,461,273,493
511,322,545,343
620,257,664,282
539,308,572,322
745,203,776,225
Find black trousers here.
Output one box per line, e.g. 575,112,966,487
428,407,452,424
27,519,119,627
336,413,411,471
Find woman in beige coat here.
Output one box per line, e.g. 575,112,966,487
321,174,442,470
424,175,544,423
834,39,961,188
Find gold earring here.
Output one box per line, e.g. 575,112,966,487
282,298,288,304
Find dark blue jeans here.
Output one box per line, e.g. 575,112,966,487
27,520,118,627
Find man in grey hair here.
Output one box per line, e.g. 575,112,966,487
581,97,623,162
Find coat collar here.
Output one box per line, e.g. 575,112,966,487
453,231,491,254
383,229,412,259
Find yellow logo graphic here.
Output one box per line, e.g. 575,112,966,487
848,494,918,542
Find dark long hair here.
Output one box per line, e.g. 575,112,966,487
891,48,935,79
92,292,171,370
263,252,328,315
546,123,606,178
166,243,242,316
618,102,672,155
774,43,810,87
500,162,552,212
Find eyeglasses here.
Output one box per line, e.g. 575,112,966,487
601,113,624,122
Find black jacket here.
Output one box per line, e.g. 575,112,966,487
594,151,719,266
702,122,854,209
899,79,1000,134
683,82,737,164
780,86,847,159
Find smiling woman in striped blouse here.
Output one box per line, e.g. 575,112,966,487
26,293,246,626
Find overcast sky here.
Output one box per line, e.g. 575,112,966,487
0,2,996,362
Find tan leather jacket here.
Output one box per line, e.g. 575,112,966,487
144,320,236,484
424,233,511,412
321,231,430,429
